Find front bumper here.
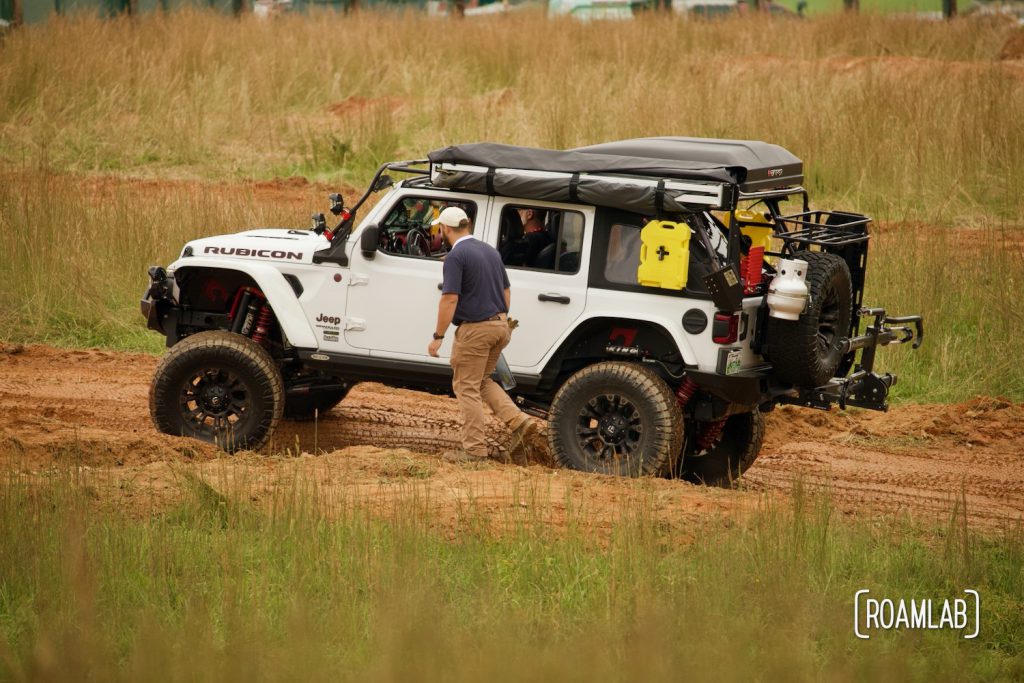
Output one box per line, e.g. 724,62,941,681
141,266,176,334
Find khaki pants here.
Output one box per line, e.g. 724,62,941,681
450,319,527,457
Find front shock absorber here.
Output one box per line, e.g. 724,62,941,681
251,303,276,346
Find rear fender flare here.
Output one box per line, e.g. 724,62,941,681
168,256,317,349
540,316,694,386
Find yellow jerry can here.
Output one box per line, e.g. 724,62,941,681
730,209,774,255
637,220,691,290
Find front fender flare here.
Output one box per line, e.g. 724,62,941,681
168,256,317,349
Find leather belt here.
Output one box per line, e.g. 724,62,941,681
456,314,503,326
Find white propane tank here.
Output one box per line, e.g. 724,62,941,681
767,258,810,320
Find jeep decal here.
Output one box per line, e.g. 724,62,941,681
203,246,304,260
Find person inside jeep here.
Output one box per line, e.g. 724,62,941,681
518,208,553,266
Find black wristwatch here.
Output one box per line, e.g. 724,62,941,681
432,332,445,340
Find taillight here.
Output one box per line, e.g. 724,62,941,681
712,312,739,344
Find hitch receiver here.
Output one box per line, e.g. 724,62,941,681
779,306,923,412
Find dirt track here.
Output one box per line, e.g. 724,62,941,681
1,344,1022,532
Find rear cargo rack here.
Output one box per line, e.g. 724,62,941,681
775,210,870,250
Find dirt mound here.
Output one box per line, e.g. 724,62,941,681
1,345,1022,529
1000,29,1024,60
766,396,1024,447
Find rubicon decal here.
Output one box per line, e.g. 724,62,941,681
203,246,303,260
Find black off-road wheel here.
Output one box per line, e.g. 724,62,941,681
283,382,350,421
678,409,766,488
548,362,683,477
149,331,284,452
767,251,853,387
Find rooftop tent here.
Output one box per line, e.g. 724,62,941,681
572,137,803,192
426,138,803,215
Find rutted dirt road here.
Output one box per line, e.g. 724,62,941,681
1,345,1022,531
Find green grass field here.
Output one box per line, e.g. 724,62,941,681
1,468,1021,681
0,13,1022,679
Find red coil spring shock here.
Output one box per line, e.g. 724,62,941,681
675,377,699,408
697,419,727,451
251,304,275,346
677,377,727,450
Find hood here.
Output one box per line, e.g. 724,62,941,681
182,228,331,265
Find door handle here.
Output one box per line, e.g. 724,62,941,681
538,293,571,304
437,282,443,291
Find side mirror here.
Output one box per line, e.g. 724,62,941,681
372,175,394,192
360,224,380,258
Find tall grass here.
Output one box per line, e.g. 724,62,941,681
0,11,1021,220
1,12,1022,399
0,466,1021,680
0,171,305,349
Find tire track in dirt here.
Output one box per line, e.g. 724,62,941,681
1,344,1022,529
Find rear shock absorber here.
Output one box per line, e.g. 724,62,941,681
675,377,699,408
697,419,727,451
676,377,727,451
251,303,276,346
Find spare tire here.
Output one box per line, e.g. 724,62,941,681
767,251,853,387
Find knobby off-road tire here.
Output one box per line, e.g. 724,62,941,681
679,409,766,488
149,331,284,452
548,362,683,477
767,251,853,387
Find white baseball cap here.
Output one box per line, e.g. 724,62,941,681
431,206,469,228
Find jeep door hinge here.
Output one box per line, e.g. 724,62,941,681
344,317,366,331
348,274,369,286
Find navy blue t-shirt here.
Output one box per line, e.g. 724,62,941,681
441,237,510,324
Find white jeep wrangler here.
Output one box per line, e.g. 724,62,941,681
142,137,922,485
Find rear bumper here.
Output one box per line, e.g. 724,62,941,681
689,306,923,413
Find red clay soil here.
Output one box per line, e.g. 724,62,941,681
1,344,1021,532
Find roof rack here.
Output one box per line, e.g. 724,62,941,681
429,162,735,213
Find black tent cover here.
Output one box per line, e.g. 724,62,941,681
428,137,803,193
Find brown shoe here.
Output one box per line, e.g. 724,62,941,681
509,419,548,464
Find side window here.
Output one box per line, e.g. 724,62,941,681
604,223,642,285
497,205,585,274
379,197,477,260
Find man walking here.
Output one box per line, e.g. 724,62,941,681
427,206,541,462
